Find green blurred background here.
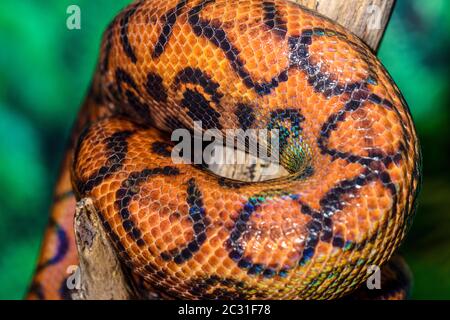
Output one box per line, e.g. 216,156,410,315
0,0,449,299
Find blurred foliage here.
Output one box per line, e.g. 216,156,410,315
0,0,449,299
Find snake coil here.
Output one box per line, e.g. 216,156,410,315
29,0,421,300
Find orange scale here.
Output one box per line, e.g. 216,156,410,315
222,258,235,270
192,250,206,264
151,223,164,238
158,193,170,206
129,242,142,257
215,266,229,277
369,208,383,221
207,254,220,267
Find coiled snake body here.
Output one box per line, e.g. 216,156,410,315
28,0,421,300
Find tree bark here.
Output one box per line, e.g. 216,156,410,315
72,198,138,299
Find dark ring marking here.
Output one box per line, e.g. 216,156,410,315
307,167,393,254
174,67,224,105
146,72,168,103
164,115,189,133
226,193,310,278
322,167,399,255
124,90,155,125
36,219,69,272
151,141,173,157
75,130,135,195
59,276,73,300
161,178,209,264
317,90,404,169
115,167,180,247
317,169,379,245
181,88,222,130
288,29,376,98
235,103,255,131
120,2,143,63
97,204,133,263
188,0,288,96
115,68,155,124
115,68,138,93
262,1,287,39
174,67,224,129
152,0,189,58
187,275,260,299
115,68,140,95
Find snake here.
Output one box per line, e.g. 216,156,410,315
27,0,421,300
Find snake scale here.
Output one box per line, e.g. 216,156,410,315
28,0,421,300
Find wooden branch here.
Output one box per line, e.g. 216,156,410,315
73,0,396,299
73,198,137,300
293,0,395,51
